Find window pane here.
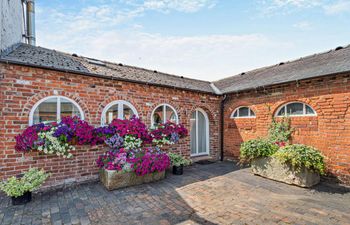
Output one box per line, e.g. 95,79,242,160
286,103,303,115
33,98,58,124
250,109,255,117
153,106,163,127
166,106,176,123
277,107,285,116
105,104,118,124
123,104,134,120
239,107,249,117
306,105,315,115
197,111,207,154
61,98,81,119
233,111,238,117
190,112,197,155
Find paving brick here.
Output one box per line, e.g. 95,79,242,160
0,162,349,225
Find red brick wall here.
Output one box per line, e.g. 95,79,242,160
0,63,221,188
223,73,350,184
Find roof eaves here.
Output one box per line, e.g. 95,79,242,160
0,58,217,95
221,70,350,94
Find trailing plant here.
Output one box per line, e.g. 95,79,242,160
14,116,96,157
130,147,171,176
273,144,325,175
268,117,293,144
168,152,191,167
240,138,279,163
96,147,170,176
151,122,188,147
104,134,124,149
96,148,132,171
0,168,50,197
37,128,75,158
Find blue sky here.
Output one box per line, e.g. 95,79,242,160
36,0,350,80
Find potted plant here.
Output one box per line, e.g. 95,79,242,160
97,147,170,190
0,168,49,205
168,152,191,175
240,138,325,187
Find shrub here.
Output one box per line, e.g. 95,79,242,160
273,144,325,175
168,152,191,167
0,168,50,197
240,139,279,163
268,117,293,144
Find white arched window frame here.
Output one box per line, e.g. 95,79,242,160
29,96,84,125
101,100,139,125
151,104,179,127
275,102,317,117
231,106,256,118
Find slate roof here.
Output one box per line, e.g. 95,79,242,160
1,43,350,95
0,44,215,93
213,45,350,93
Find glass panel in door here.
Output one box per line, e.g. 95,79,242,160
197,111,207,154
190,112,197,155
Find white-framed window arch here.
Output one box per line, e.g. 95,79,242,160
151,103,179,127
275,101,317,117
29,96,85,125
190,108,210,156
101,100,139,125
231,106,256,118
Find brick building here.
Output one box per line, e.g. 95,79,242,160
0,1,350,187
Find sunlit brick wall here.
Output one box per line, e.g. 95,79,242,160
0,63,221,189
224,74,350,184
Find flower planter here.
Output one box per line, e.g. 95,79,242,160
99,169,166,191
172,165,184,175
11,192,32,205
251,157,320,187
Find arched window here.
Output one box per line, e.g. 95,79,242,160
231,106,255,118
151,104,178,127
101,100,138,125
29,96,84,125
275,102,316,117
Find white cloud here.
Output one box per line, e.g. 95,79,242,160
260,0,350,15
324,0,350,14
268,0,323,8
36,2,296,80
143,0,216,13
293,21,312,30
259,0,323,15
37,29,294,80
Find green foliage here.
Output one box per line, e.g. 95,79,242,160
273,144,325,175
0,168,50,197
168,152,191,167
240,139,279,163
268,117,293,143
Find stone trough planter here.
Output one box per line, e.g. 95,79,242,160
99,169,166,190
251,157,320,187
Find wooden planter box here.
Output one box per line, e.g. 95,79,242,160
251,157,320,187
99,169,166,190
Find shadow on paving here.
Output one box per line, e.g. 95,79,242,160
0,162,237,225
311,177,350,194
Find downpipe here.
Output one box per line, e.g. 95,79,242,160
220,94,227,161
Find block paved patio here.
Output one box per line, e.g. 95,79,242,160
0,161,349,225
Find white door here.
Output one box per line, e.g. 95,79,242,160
190,109,209,156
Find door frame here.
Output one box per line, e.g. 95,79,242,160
190,108,210,156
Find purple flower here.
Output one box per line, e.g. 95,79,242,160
105,134,124,149
53,124,74,142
